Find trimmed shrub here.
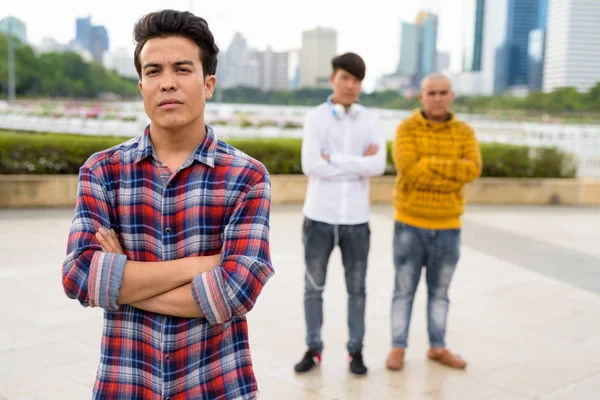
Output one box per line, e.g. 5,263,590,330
0,130,577,178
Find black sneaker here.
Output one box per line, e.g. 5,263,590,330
294,349,321,373
349,351,368,375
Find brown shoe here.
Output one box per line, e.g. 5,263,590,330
385,348,405,370
427,347,467,369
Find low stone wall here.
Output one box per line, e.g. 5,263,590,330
1,175,598,208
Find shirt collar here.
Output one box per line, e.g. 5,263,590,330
135,124,217,168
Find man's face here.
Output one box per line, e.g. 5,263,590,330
330,69,362,107
138,36,216,131
419,79,454,119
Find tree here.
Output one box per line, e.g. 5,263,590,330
0,34,139,99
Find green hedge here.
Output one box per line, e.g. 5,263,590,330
0,130,577,178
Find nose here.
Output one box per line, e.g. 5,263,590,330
160,71,177,92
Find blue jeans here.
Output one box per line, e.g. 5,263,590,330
391,221,460,349
302,218,370,354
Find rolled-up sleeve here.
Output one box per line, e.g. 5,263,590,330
62,167,127,311
192,173,274,325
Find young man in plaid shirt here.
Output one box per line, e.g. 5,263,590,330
62,10,273,399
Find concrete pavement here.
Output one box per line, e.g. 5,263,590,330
1,205,599,399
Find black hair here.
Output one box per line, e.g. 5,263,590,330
331,52,366,81
133,9,219,78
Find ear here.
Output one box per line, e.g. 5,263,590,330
329,72,335,84
205,75,217,99
138,80,143,98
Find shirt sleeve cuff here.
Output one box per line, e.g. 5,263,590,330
87,252,127,311
192,268,232,325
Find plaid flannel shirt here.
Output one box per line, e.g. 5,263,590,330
62,125,274,399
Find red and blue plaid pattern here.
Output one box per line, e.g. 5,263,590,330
62,126,274,399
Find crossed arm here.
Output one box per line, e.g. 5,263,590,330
62,167,274,323
393,123,482,192
93,228,216,318
301,112,386,178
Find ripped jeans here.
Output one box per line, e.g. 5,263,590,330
302,218,370,354
391,221,460,349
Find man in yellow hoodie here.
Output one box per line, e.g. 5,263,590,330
385,73,482,371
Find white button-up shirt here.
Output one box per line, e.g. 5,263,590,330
301,101,386,225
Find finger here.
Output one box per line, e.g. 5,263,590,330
108,229,125,254
105,235,121,253
97,228,121,253
95,232,114,252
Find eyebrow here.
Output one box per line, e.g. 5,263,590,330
142,60,195,70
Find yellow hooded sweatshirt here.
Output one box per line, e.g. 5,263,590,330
393,109,482,229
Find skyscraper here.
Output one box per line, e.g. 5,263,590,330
454,0,508,96
396,11,439,87
528,29,545,91
500,0,544,89
419,12,439,78
299,27,337,88
91,26,109,64
543,0,600,92
537,0,549,29
0,16,27,43
397,23,419,75
76,17,91,49
260,48,289,91
483,0,509,94
462,0,485,72
75,16,109,65
217,32,249,88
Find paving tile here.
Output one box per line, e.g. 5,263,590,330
1,205,599,399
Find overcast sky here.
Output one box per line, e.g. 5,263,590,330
2,0,464,91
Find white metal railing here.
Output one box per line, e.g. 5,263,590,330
2,108,600,177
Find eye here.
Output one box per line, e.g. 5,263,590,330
146,70,158,76
177,68,191,73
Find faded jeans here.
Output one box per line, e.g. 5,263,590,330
302,217,370,354
391,221,460,348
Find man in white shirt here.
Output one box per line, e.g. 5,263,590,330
294,52,386,375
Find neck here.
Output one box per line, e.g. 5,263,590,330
150,117,206,160
422,111,449,123
331,96,352,108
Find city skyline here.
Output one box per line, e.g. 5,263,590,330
1,0,462,92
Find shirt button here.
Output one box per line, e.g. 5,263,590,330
167,183,172,188
165,227,172,234
165,354,170,360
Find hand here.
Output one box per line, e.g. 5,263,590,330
96,227,124,255
194,253,222,275
321,153,330,162
363,143,379,156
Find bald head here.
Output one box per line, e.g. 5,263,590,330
419,73,454,121
420,73,452,91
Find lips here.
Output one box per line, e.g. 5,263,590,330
158,99,183,107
